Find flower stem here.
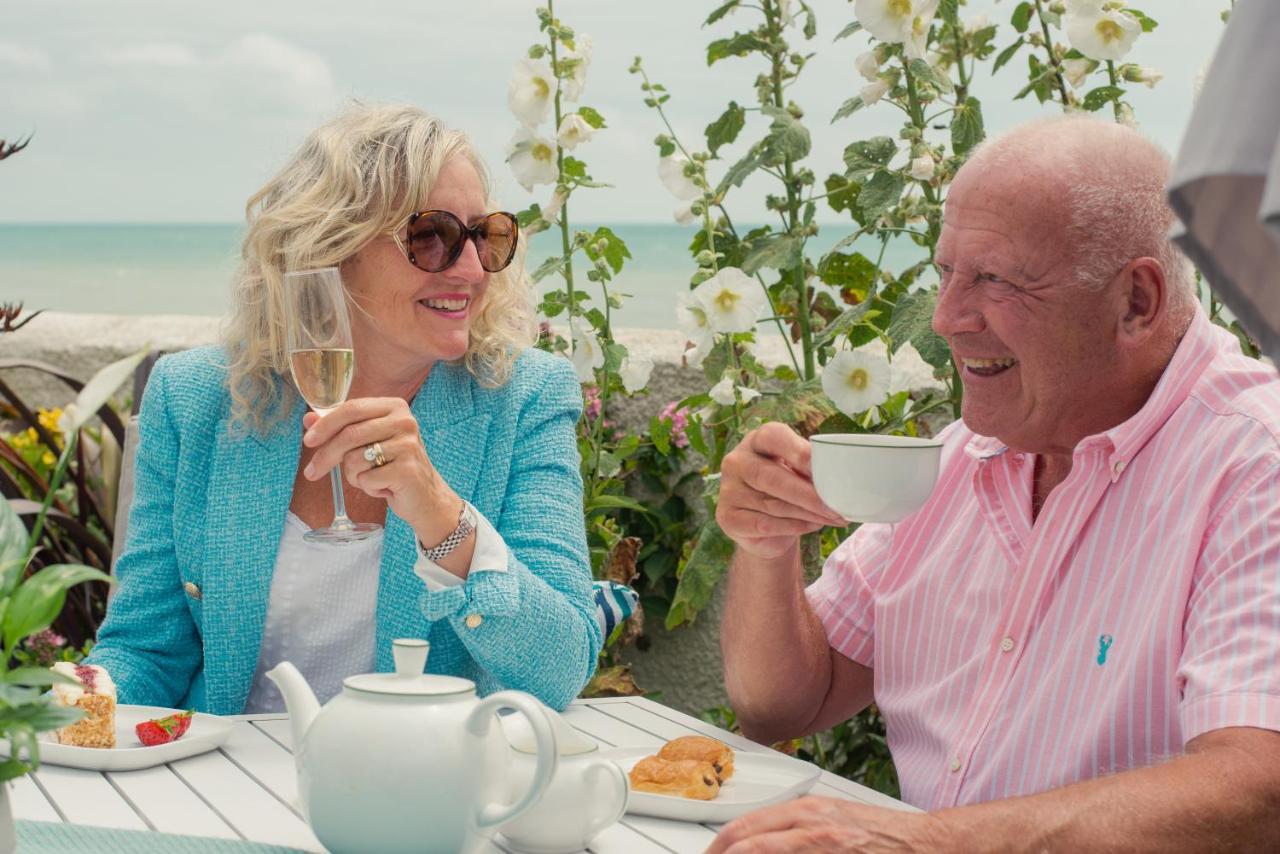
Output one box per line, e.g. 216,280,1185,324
25,430,78,560
1106,60,1123,122
1032,0,1073,109
548,0,576,356
944,6,970,102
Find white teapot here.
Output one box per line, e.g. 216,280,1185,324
267,638,558,854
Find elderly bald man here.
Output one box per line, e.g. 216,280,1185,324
710,115,1280,853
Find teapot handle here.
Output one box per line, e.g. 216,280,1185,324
584,758,629,838
466,691,558,829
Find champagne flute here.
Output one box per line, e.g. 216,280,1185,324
283,267,381,544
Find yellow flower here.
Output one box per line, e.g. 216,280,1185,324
37,407,63,433
42,451,56,467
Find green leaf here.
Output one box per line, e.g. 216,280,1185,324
857,170,905,221
950,96,985,156
813,287,879,349
742,233,804,275
993,37,1024,73
576,106,606,129
562,156,588,180
800,4,817,39
649,415,672,456
761,106,811,164
1082,85,1124,112
834,20,862,40
716,147,764,194
586,494,652,516
665,518,735,628
531,254,571,283
885,288,951,369
707,32,771,65
3,667,78,688
584,226,632,274
1012,1,1033,33
706,1,740,25
823,174,862,218
831,96,865,123
908,59,953,94
516,204,544,228
69,347,150,432
1125,8,1158,31
817,252,878,296
842,137,897,181
3,564,113,652
0,501,27,595
705,102,746,155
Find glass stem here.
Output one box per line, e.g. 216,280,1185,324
328,468,355,530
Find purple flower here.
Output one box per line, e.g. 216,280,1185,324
584,385,603,423
25,628,67,666
659,401,691,449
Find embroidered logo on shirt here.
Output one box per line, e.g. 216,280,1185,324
1096,634,1114,665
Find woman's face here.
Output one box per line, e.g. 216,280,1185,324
342,156,493,380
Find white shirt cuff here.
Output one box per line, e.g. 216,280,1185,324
413,501,508,592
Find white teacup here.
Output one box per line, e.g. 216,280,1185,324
499,710,628,854
810,433,943,523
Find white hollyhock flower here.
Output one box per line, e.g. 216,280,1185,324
855,0,939,59
506,128,558,191
569,321,604,382
674,202,698,225
902,2,939,60
542,188,568,225
910,155,935,180
1062,58,1093,89
619,354,654,394
822,349,891,416
557,113,594,150
658,153,701,201
676,291,715,367
693,267,767,335
1065,5,1141,62
855,51,881,82
1122,64,1163,88
860,78,892,105
1117,102,1138,128
888,342,945,395
709,377,736,406
963,13,989,34
507,59,555,128
562,34,593,101
738,386,762,403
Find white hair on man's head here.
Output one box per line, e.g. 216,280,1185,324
961,114,1196,320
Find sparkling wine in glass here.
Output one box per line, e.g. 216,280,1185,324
283,268,381,544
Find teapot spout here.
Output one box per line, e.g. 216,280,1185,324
266,661,320,753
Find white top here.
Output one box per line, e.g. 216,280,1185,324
244,503,507,714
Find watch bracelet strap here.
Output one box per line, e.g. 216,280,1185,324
419,502,476,562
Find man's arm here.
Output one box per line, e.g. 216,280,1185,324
717,424,875,744
709,727,1280,853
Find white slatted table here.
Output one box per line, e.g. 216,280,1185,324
13,696,912,852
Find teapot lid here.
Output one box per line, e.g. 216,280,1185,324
343,639,474,697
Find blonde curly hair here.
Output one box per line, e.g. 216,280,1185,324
222,103,536,435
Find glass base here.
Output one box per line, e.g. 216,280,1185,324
303,521,382,545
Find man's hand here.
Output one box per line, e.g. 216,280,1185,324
718,423,846,559
708,797,954,853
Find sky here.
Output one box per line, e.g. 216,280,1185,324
0,0,1230,225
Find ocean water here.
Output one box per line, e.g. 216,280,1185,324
0,223,926,329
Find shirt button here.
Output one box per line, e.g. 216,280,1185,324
949,757,962,773
1000,637,1015,653
183,581,202,600
465,614,483,629
1112,460,1126,476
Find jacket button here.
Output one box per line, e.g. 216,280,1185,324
465,614,483,629
183,581,203,600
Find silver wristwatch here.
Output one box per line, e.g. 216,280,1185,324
419,502,477,562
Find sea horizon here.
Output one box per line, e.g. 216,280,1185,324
0,222,928,330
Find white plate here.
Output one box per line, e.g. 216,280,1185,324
19,705,233,771
605,747,821,823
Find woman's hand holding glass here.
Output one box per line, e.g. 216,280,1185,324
301,399,464,554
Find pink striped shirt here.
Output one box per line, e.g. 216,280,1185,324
806,309,1280,810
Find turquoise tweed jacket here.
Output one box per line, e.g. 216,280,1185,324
88,345,601,714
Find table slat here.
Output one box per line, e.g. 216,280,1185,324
252,718,294,752
106,764,240,839
561,705,664,750
587,818,678,853
220,721,301,809
9,773,61,823
31,764,148,830
168,749,323,851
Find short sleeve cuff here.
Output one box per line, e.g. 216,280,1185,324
1180,691,1280,744
806,573,875,667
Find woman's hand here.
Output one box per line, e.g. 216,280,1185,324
301,398,462,548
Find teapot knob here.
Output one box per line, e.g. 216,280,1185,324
393,638,430,677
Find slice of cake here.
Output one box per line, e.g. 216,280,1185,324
50,662,116,748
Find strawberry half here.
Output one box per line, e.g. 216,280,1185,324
135,710,195,746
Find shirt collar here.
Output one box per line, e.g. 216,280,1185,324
962,308,1224,479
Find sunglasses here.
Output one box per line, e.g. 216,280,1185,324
400,210,518,274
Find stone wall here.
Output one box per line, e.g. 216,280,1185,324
2,312,794,715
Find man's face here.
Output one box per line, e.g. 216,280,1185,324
932,166,1124,454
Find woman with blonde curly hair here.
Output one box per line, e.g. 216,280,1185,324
88,103,602,713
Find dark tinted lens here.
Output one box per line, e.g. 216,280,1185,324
474,213,518,273
406,211,464,272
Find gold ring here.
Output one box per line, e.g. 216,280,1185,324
363,442,387,467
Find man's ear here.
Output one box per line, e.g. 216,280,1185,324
1118,257,1166,344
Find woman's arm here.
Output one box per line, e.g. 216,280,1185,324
87,358,203,707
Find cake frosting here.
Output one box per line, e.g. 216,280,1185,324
51,662,117,704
